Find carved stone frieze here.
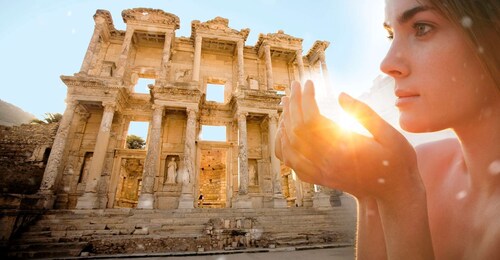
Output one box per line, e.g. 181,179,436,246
122,8,180,29
191,16,250,41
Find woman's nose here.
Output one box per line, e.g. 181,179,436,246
380,40,409,78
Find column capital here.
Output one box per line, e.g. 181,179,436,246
152,104,166,111
102,101,117,111
318,50,326,62
65,99,79,107
186,107,198,116
237,111,249,120
268,113,279,123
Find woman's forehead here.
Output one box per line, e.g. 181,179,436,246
384,0,430,25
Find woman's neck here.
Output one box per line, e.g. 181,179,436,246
454,105,500,196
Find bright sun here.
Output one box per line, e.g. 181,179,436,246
336,110,370,136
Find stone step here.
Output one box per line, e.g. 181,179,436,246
7,247,84,259
8,241,87,251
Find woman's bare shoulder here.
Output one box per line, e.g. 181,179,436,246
415,138,462,185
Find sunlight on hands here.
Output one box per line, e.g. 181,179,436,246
316,92,371,137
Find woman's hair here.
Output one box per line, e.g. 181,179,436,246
426,0,499,89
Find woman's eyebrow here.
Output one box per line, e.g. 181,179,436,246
383,5,433,29
398,5,432,24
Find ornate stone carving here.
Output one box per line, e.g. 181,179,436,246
122,8,180,29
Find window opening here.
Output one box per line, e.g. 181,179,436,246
134,78,155,94
126,121,149,149
206,83,225,103
200,125,226,142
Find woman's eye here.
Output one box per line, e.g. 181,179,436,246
414,23,433,37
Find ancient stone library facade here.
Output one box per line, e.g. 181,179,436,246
40,8,336,211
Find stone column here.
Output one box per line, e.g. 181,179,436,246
192,35,202,82
114,27,135,79
237,40,245,86
80,19,105,74
137,104,165,209
237,112,249,195
268,114,287,208
313,185,333,208
318,51,332,95
178,108,197,209
232,112,252,208
159,32,173,80
295,49,305,83
263,44,274,90
38,100,78,207
76,102,116,209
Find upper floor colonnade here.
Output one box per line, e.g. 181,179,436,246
77,8,332,93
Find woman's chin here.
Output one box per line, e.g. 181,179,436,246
399,117,443,133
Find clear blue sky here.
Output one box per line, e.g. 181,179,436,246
0,0,389,120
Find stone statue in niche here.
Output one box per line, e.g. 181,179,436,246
249,163,257,186
166,157,177,184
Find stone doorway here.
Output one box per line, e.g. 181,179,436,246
198,148,227,208
114,158,144,208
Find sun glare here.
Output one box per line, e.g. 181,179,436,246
316,92,371,137
336,109,370,136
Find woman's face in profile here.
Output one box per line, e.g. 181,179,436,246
381,0,499,133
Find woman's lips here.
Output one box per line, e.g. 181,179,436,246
395,89,420,108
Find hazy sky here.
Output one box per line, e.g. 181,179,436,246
0,0,389,120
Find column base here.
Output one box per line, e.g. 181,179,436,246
35,190,56,209
313,192,332,208
272,194,287,208
232,194,252,209
178,193,194,209
75,192,99,209
137,193,155,209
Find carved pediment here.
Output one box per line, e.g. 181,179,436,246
191,16,250,40
122,8,180,29
256,30,303,50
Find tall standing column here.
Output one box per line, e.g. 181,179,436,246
159,32,173,80
295,49,305,83
268,114,287,208
76,102,116,209
178,108,197,209
318,51,332,95
114,27,135,79
192,35,202,82
264,44,274,90
39,100,78,200
137,104,165,209
232,112,252,208
237,112,249,195
237,40,245,86
80,21,104,74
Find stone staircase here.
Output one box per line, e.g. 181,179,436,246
4,203,356,258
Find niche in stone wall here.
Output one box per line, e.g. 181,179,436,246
115,158,144,208
248,159,258,186
164,155,180,184
78,152,93,184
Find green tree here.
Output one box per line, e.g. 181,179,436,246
30,112,63,124
126,135,146,149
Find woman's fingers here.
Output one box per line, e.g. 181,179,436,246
280,129,323,184
301,80,321,123
289,81,304,131
338,92,403,145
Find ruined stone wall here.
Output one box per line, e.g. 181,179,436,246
0,123,58,194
